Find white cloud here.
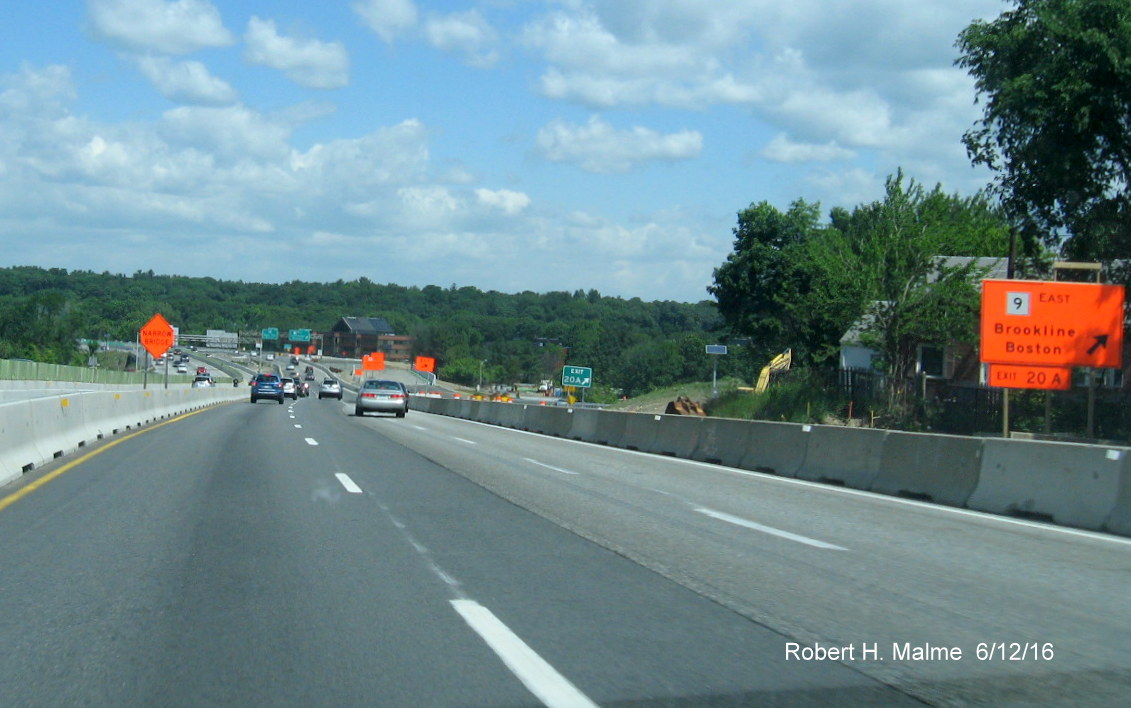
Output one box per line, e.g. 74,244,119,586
761,134,855,164
244,17,349,90
159,104,293,162
425,10,499,68
536,116,702,173
135,56,237,105
87,0,234,54
353,0,418,43
475,188,530,215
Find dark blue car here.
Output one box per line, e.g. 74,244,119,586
250,373,285,404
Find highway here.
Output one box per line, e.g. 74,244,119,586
0,396,1128,706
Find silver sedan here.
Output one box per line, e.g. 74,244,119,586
354,379,409,417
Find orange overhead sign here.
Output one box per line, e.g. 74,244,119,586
980,280,1125,368
988,364,1072,390
140,313,175,359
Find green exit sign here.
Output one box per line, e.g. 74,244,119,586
562,365,592,388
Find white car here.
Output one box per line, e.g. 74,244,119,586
318,379,342,400
192,375,214,388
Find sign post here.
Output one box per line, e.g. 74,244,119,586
705,344,728,397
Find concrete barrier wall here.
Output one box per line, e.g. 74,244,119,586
873,431,983,507
524,406,573,437
740,421,810,477
692,418,757,468
799,425,889,490
1104,455,1131,535
1,386,244,489
968,439,1124,531
407,395,1131,538
620,413,662,452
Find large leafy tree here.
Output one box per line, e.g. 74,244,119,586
810,174,1010,400
708,199,823,363
956,0,1131,261
710,172,1010,410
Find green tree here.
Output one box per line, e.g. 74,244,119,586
956,0,1131,261
809,173,1009,414
708,199,823,363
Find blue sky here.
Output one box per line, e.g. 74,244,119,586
0,0,1005,303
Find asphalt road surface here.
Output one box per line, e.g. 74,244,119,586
0,396,1127,706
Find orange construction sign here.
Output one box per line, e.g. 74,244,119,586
988,364,1072,390
362,352,385,371
980,280,1125,368
414,356,436,373
140,313,175,359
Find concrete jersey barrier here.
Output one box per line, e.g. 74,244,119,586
872,431,983,507
798,424,888,490
968,438,1124,531
402,395,1131,539
1,386,245,490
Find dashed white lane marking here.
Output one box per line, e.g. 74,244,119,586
294,424,303,429
334,473,362,494
695,507,848,551
451,600,599,708
524,458,579,475
305,437,319,446
454,437,478,445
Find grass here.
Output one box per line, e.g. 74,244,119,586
607,378,747,413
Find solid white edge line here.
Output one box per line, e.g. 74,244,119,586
335,473,363,494
411,413,1131,547
451,599,599,708
696,507,847,550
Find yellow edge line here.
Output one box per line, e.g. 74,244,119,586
0,405,218,513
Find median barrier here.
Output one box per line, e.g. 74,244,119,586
968,438,1124,530
646,415,705,458
872,431,983,507
524,406,574,437
0,400,38,484
619,413,662,452
798,425,888,490
28,396,85,466
566,408,603,442
469,401,498,424
1103,455,1131,536
1,386,244,488
593,411,631,447
739,421,810,477
692,418,756,468
491,401,524,428
453,399,475,420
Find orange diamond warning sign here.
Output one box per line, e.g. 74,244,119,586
140,313,175,359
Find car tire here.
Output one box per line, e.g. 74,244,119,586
250,396,257,403
277,397,284,404
354,406,364,416
396,409,406,418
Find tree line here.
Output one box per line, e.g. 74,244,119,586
0,266,729,397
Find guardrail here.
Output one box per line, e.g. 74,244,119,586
410,396,1131,538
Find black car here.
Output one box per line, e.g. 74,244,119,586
250,373,285,404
